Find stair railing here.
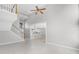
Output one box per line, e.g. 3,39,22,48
0,4,19,15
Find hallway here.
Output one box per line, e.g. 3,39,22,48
0,4,78,54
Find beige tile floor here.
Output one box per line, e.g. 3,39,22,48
0,39,79,54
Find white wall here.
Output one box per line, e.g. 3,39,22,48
46,4,78,48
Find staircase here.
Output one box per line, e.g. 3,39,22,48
0,4,29,45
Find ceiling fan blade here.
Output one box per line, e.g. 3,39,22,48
40,11,44,14
31,10,36,11
40,8,46,10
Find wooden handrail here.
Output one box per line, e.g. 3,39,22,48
16,4,19,15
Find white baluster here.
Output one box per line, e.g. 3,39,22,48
9,4,11,12
7,4,9,12
0,4,17,14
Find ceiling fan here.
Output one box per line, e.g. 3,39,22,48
31,6,46,15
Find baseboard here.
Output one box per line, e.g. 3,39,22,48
0,40,24,46
47,42,79,50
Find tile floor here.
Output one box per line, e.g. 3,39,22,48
0,39,79,54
